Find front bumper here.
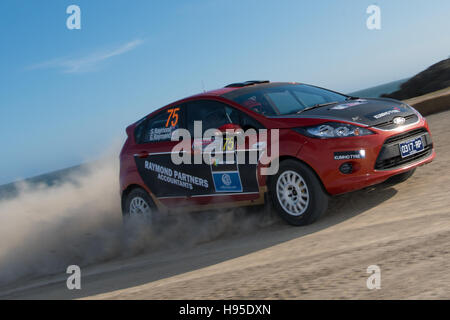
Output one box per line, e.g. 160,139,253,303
298,118,435,195
374,128,433,170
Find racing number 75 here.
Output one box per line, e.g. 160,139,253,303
165,107,180,127
223,137,235,151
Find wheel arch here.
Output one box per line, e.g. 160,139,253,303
121,184,165,213
265,155,330,196
121,184,143,213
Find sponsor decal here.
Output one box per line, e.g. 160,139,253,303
369,107,402,120
148,126,177,142
222,173,232,186
212,171,243,192
210,152,243,192
144,160,209,190
334,150,366,160
135,121,275,198
330,99,368,110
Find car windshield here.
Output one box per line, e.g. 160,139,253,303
231,84,348,116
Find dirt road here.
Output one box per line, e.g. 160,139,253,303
1,110,450,299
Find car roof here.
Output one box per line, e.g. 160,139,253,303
220,81,301,99
129,81,301,130
142,81,302,120
187,81,301,100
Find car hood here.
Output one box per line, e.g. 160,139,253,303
270,98,417,127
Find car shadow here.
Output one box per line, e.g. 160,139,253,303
2,182,398,299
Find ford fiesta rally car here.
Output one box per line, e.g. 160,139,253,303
120,81,435,226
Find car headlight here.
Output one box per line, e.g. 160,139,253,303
293,122,374,138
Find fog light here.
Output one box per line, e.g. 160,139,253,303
339,162,353,174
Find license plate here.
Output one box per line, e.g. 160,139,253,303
399,136,424,158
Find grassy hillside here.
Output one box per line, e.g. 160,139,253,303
382,58,450,100
0,163,90,200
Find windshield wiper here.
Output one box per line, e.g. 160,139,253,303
296,101,339,114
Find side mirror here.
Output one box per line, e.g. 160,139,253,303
217,123,243,134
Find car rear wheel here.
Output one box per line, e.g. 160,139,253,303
269,160,329,226
123,188,156,223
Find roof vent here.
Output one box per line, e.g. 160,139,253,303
225,80,270,88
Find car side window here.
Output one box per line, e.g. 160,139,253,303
187,100,264,136
186,100,265,135
233,93,278,116
187,100,231,135
135,105,185,143
231,108,265,131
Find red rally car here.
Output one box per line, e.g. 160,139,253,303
119,81,435,226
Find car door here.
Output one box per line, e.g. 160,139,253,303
132,105,193,198
185,100,263,204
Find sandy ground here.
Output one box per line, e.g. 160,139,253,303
1,110,450,300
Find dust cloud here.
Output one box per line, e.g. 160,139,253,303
0,148,277,286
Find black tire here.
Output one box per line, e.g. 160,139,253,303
268,159,329,226
123,187,157,223
386,168,416,184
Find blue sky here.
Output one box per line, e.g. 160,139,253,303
1,0,449,184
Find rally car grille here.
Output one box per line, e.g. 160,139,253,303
373,114,418,130
374,128,433,170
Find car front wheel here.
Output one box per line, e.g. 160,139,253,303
269,160,329,226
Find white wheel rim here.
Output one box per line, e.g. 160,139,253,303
276,170,309,216
129,196,152,218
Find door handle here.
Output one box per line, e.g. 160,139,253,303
136,151,148,158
